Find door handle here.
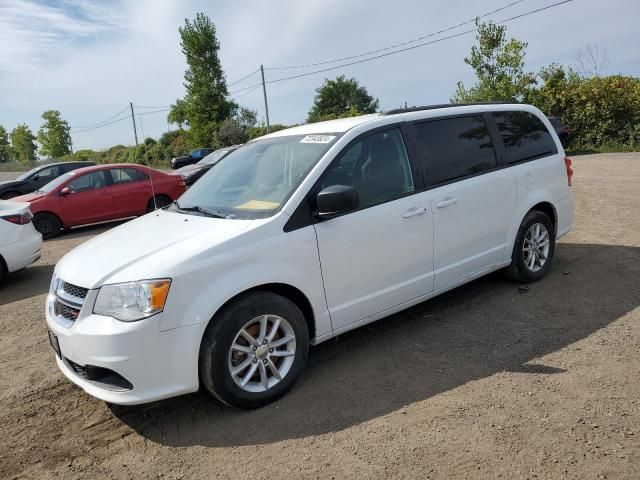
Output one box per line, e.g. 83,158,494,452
436,197,457,208
402,207,428,218
99,191,110,195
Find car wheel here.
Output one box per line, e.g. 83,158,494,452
505,210,555,283
33,212,62,239
199,291,309,409
1,191,21,200
146,195,172,212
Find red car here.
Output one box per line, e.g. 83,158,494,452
13,164,186,239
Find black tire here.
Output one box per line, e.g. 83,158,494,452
1,191,21,200
0,256,6,283
146,195,172,212
199,291,309,409
505,210,556,283
33,212,62,239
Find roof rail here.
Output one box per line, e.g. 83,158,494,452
382,101,514,116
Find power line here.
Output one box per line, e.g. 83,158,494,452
71,105,129,130
138,108,170,116
70,115,130,134
134,104,171,109
231,83,262,99
227,68,261,87
266,0,574,85
229,81,263,96
266,0,527,71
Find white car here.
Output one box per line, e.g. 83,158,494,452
46,103,574,408
0,201,42,282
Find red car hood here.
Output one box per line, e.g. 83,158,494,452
11,192,45,203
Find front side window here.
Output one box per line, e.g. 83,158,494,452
414,115,497,185
492,111,557,163
66,171,107,193
319,128,414,209
176,134,339,219
36,165,60,181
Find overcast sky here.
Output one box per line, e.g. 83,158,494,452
1,0,639,152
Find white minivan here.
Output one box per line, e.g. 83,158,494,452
46,103,574,408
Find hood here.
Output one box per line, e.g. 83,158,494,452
172,163,207,176
0,179,25,189
55,209,258,288
11,192,44,203
171,155,189,162
0,200,31,215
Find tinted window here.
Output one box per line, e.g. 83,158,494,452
414,115,496,185
110,168,143,185
35,165,60,181
493,111,557,163
320,128,414,209
67,171,107,192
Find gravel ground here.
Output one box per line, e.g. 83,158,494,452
1,153,639,479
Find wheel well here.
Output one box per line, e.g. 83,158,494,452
33,210,64,227
220,283,316,341
530,202,557,233
0,254,7,276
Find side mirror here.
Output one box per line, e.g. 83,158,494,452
32,174,39,181
316,185,359,219
60,187,71,196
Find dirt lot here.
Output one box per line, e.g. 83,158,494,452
1,153,639,479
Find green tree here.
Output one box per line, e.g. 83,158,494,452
37,110,71,158
307,75,379,123
11,124,38,164
452,19,536,103
216,108,258,147
169,13,236,147
0,125,11,163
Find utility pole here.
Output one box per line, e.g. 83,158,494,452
260,65,270,133
130,102,139,146
66,125,74,154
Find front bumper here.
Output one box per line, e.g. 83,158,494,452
45,292,203,405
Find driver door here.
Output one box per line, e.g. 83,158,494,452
59,171,114,226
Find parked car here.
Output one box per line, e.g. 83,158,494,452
0,161,95,200
13,164,185,239
547,116,570,148
0,201,42,283
171,145,240,186
46,104,573,408
170,148,216,169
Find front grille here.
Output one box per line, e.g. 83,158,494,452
54,300,80,321
62,282,88,300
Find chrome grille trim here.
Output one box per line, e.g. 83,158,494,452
51,278,90,328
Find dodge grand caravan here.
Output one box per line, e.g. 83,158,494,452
46,103,574,408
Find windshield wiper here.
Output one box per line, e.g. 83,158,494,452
172,200,226,218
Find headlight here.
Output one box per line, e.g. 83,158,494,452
50,273,59,294
93,279,171,322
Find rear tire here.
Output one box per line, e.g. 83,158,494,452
1,191,21,200
33,212,62,239
505,210,555,283
146,195,172,212
199,291,309,409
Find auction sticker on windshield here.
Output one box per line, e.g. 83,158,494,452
300,135,336,144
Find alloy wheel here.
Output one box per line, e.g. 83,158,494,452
522,222,550,272
227,314,296,393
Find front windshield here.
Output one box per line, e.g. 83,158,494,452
39,172,74,194
199,149,231,166
16,167,40,181
176,134,339,219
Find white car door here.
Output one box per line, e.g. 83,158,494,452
412,114,517,290
313,127,434,331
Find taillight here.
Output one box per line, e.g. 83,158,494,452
1,212,32,225
564,157,573,186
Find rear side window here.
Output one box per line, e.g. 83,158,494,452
110,168,145,184
413,115,497,185
492,111,557,163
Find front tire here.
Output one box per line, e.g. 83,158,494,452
33,212,62,239
199,291,309,409
505,210,555,283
